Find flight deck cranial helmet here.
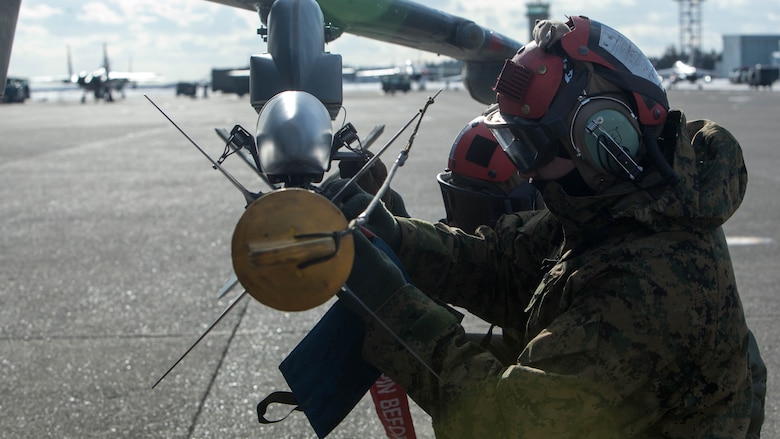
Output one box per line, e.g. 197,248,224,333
437,115,540,231
484,15,673,192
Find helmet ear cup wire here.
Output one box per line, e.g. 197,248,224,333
589,129,641,179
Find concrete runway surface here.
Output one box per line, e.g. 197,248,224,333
0,81,777,437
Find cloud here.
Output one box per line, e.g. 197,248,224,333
109,0,224,28
19,4,63,20
77,2,124,25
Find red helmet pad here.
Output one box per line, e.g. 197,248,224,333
494,41,564,120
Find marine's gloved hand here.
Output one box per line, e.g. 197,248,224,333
321,178,401,252
341,231,407,313
339,152,389,200
532,19,570,50
337,156,410,218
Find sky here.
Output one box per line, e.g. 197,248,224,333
8,0,780,83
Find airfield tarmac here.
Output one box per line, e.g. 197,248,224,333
0,80,777,438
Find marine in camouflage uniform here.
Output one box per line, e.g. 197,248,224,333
355,113,751,437
336,16,757,438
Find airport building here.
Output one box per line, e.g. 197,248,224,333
720,34,780,76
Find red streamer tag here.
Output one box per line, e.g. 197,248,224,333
369,374,417,439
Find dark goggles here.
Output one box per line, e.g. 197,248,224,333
486,63,590,174
484,108,562,174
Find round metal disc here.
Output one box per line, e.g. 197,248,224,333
231,188,354,311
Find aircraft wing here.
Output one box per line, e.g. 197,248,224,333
107,71,159,83
355,67,403,78
208,0,520,62
655,67,676,83
0,0,22,99
205,0,524,103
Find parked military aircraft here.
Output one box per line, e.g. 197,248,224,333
354,60,425,81
223,60,429,96
656,59,715,86
65,43,157,103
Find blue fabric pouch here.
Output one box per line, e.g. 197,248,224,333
257,236,408,438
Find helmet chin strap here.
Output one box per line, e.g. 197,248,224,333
640,126,681,186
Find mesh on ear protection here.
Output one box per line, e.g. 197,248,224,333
568,95,643,190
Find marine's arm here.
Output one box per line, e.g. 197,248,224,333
352,262,685,437
394,209,559,328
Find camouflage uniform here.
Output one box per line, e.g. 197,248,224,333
356,112,753,437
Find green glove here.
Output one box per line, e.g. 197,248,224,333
341,231,407,313
321,178,402,252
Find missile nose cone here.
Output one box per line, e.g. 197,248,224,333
455,21,485,50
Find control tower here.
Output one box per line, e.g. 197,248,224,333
673,0,706,65
526,1,551,42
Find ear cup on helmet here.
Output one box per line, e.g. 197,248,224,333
568,96,643,188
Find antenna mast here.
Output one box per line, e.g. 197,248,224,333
673,0,706,66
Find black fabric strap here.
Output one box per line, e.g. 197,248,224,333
257,391,302,424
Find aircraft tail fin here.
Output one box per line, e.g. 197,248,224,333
103,43,111,74
67,45,74,79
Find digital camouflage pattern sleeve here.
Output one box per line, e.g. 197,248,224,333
360,222,752,438
393,209,560,330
